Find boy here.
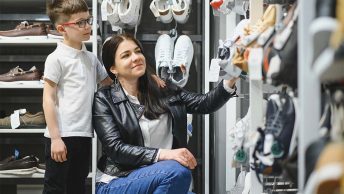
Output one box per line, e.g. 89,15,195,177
43,0,112,193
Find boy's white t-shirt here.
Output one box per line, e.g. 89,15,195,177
44,42,108,138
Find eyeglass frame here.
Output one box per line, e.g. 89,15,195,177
61,16,93,28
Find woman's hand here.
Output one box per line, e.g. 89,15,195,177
158,148,197,169
224,77,239,89
151,74,166,88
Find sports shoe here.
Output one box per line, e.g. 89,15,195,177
118,0,143,28
172,0,192,24
310,17,338,64
150,0,173,24
37,163,46,174
106,0,122,28
0,66,42,82
0,111,46,129
231,0,249,16
0,155,38,175
172,35,194,87
155,34,174,80
0,156,15,166
229,170,246,193
242,171,251,194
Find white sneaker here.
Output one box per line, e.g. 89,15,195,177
172,35,194,87
106,0,122,28
172,0,192,24
118,0,142,28
155,34,174,80
150,0,173,24
242,171,251,194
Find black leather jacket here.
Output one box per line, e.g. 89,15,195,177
92,81,235,177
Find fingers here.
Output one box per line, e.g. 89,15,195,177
177,157,189,168
51,150,67,162
51,140,67,163
151,74,166,88
182,149,197,169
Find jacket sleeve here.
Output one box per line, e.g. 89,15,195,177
92,91,158,168
180,80,235,114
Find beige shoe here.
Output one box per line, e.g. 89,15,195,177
0,111,46,129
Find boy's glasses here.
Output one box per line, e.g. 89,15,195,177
61,17,93,28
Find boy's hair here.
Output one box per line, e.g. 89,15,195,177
46,0,89,25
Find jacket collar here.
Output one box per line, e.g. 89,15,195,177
110,83,128,104
109,83,145,119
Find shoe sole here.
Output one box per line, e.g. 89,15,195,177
36,167,45,174
0,167,37,175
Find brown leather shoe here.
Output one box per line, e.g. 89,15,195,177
0,21,47,37
0,111,46,129
0,66,42,82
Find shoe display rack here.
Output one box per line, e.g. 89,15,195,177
0,0,97,193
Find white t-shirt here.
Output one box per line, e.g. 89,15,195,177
44,42,108,138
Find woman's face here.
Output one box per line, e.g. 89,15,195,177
111,39,146,81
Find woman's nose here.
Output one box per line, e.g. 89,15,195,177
131,52,140,61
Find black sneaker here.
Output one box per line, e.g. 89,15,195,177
0,155,15,165
0,155,38,175
37,163,45,174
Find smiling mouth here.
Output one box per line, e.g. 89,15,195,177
132,64,143,69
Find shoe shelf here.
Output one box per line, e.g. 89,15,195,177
0,81,44,89
136,34,203,42
0,129,45,133
0,172,93,179
0,37,93,45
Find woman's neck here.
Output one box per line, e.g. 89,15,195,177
119,79,139,97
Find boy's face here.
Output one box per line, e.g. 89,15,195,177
57,11,92,44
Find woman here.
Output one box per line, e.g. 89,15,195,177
93,34,238,194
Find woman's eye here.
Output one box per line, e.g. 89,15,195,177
121,54,129,58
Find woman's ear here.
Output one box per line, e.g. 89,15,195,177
110,66,117,75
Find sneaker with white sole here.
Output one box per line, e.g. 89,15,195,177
172,0,192,24
106,0,123,30
172,35,194,87
0,155,38,175
155,34,174,80
150,0,174,24
118,0,143,28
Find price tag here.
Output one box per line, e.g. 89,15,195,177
10,111,20,129
209,58,221,82
10,109,26,129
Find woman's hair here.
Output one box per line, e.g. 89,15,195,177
101,34,169,120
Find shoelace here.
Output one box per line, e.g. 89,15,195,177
158,43,174,74
173,47,188,65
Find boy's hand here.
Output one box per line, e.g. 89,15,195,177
51,138,67,162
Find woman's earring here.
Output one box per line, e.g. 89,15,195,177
114,74,119,85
